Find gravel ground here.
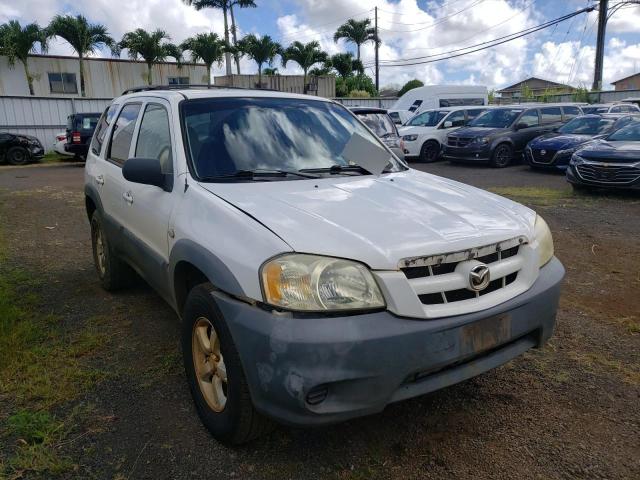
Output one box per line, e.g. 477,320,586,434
0,161,638,480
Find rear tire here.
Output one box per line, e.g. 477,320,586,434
419,140,440,163
182,283,272,445
490,143,513,168
7,147,29,166
90,210,135,291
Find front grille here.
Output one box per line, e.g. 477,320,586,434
530,148,556,164
447,136,474,147
576,163,640,184
400,239,524,307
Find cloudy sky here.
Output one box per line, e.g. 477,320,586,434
2,0,640,90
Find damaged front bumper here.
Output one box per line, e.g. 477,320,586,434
214,257,564,427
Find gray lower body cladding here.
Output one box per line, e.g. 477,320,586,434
214,257,564,427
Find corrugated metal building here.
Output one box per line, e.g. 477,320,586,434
215,74,335,98
0,54,208,97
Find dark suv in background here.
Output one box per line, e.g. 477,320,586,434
65,113,101,159
442,104,582,167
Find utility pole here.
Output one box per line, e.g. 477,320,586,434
375,6,379,93
592,0,609,91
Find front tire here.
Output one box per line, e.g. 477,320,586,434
182,283,271,445
419,140,440,163
7,147,30,166
490,143,513,168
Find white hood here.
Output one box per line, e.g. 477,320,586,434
200,169,536,270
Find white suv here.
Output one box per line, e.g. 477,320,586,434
85,86,564,445
399,106,489,162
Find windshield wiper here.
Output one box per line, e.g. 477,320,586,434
199,168,320,181
299,164,373,175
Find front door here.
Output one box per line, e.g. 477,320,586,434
119,98,177,298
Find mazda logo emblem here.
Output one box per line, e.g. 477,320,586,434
540,149,546,155
469,264,490,291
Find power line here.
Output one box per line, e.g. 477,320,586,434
377,0,486,33
363,5,596,68
375,0,482,26
274,8,373,43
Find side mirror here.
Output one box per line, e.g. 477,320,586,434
122,157,172,191
515,122,529,131
443,121,453,128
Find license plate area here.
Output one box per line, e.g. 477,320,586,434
460,314,511,355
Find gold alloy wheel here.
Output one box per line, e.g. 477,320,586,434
192,317,228,412
95,226,106,276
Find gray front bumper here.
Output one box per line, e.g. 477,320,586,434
214,257,564,427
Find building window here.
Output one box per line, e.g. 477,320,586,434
48,73,78,94
168,76,190,85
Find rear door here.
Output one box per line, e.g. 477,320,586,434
102,102,143,252
118,98,177,297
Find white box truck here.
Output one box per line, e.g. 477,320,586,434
388,85,488,125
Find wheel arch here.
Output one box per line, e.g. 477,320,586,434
170,239,246,315
84,184,104,221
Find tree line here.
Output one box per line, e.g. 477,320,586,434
0,1,381,97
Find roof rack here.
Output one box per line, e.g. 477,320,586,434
121,84,278,95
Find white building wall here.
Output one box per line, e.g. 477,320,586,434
0,54,208,97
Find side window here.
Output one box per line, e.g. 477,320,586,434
610,106,623,113
519,110,539,128
108,103,141,166
466,109,485,122
91,105,119,156
562,106,581,119
408,100,423,112
540,107,562,123
445,110,465,127
135,103,173,174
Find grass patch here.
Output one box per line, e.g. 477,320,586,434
40,152,75,164
489,186,575,206
0,229,108,477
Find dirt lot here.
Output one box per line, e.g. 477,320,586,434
0,161,638,480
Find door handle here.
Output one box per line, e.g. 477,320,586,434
122,191,134,205
95,175,104,186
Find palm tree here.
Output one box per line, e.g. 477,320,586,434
238,34,281,87
333,18,377,61
48,15,116,97
281,41,327,94
229,0,257,74
0,21,48,95
119,29,182,85
181,33,226,86
329,52,363,79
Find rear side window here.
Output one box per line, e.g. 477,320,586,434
108,103,141,165
135,103,173,174
540,107,562,123
445,110,465,127
91,105,118,156
519,110,539,128
408,100,423,112
562,106,581,119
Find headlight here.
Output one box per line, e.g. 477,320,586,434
533,215,554,267
570,153,585,165
403,134,418,141
473,137,490,145
261,254,385,312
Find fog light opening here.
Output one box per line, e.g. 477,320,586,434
306,385,329,405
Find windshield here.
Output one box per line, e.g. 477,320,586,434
469,109,522,128
582,106,609,114
405,110,447,127
558,116,614,135
182,97,403,179
606,122,640,141
356,112,397,137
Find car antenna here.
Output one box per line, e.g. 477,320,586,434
184,174,189,193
